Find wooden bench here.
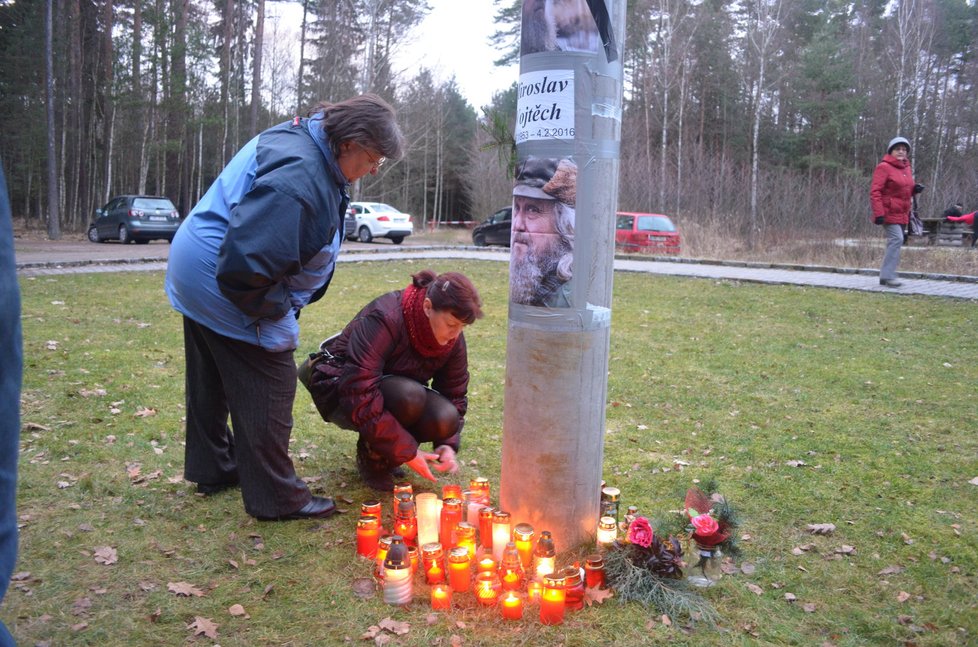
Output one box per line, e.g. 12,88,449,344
917,218,974,246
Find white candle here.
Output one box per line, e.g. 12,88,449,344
491,511,512,563
416,493,441,547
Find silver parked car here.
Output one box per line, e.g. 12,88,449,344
87,195,181,244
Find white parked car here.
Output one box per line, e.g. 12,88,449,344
347,201,413,244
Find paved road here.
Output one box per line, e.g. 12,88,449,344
15,239,978,300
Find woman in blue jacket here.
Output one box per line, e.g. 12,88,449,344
166,94,404,520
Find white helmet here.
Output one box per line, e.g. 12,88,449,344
887,136,910,154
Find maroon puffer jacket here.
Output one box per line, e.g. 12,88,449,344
870,154,914,225
314,290,468,464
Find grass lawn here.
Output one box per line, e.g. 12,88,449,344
5,260,977,646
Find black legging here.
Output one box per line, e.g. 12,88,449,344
377,376,460,445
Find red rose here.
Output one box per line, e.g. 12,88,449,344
691,513,718,536
627,516,654,548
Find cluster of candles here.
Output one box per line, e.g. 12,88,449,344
354,478,610,624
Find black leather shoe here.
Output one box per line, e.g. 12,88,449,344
259,496,337,521
880,278,903,287
196,480,238,495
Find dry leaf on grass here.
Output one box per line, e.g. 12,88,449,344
803,603,817,613
807,523,835,535
228,604,249,618
745,583,764,595
584,586,614,606
167,581,204,597
134,407,156,418
450,635,464,647
93,546,117,565
969,477,978,486
187,616,218,639
835,545,856,555
784,593,797,602
379,617,410,635
878,565,904,576
351,577,377,599
897,591,911,602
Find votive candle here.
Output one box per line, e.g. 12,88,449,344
596,516,618,547
421,542,446,585
526,581,543,604
355,515,380,559
442,483,463,500
491,511,512,562
501,591,523,620
416,492,441,547
476,556,496,574
513,523,534,569
539,574,566,625
475,571,500,607
430,584,451,610
447,546,471,593
478,506,495,550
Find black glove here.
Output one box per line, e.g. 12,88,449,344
874,216,885,225
913,183,925,194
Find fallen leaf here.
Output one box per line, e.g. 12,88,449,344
786,460,807,467
187,616,218,639
229,604,249,618
11,572,30,581
901,533,914,545
584,586,614,606
896,614,914,625
897,591,911,603
351,577,376,599
784,593,797,602
426,613,439,625
148,608,161,623
71,597,92,616
134,407,157,418
661,614,672,626
807,523,835,535
361,625,381,639
836,545,856,555
740,562,756,575
379,617,410,635
969,477,978,486
878,565,904,576
450,635,464,647
93,546,117,565
803,603,816,613
167,581,204,597
70,622,88,632
745,583,764,595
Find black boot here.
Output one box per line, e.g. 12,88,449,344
356,438,396,492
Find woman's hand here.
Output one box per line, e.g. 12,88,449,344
432,445,459,474
404,450,440,482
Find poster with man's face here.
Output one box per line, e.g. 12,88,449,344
521,0,601,56
509,156,577,308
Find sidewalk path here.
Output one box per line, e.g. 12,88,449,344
16,245,978,300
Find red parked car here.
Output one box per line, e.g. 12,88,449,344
615,212,681,254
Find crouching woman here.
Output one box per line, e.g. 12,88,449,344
300,270,483,490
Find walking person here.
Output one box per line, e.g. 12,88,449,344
165,94,404,520
870,136,923,287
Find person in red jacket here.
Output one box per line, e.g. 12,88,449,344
300,270,483,491
945,208,978,248
870,136,923,287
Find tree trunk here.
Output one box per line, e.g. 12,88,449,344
45,0,61,239
250,0,265,135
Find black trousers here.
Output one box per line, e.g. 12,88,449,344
182,317,310,518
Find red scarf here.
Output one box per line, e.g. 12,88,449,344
401,283,457,358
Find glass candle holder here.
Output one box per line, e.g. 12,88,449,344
393,500,418,547
600,486,620,523
469,476,491,505
407,544,419,576
478,506,495,551
442,483,463,501
526,581,543,605
539,574,566,625
687,542,723,587
498,542,524,591
356,515,380,559
416,492,441,547
513,523,535,569
447,546,471,593
392,482,413,508
500,591,523,620
421,542,445,585
491,511,512,563
439,497,463,549
596,516,618,548
430,583,451,610
585,554,606,589
463,490,482,527
474,571,501,607
361,500,383,528
476,556,496,574
454,521,476,559
375,535,393,581
533,530,556,580
383,536,412,605
560,565,585,611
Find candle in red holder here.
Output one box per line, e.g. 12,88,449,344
392,482,413,509
356,515,380,559
475,571,501,607
442,484,463,501
454,521,476,558
375,535,393,581
560,565,585,611
440,497,463,548
469,476,491,505
498,541,524,591
533,530,556,580
393,500,418,547
585,554,606,589
407,545,419,575
500,591,523,620
539,574,566,625
478,506,495,551
421,542,445,585
476,556,496,574
361,500,383,529
513,523,534,570
430,583,451,610
447,546,471,592
526,581,543,605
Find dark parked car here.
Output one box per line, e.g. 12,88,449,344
87,195,181,244
344,207,357,240
471,207,512,247
615,212,680,254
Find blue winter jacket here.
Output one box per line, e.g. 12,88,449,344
165,116,348,352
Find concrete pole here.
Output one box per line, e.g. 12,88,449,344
499,0,626,550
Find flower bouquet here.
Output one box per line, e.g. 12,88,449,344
684,485,741,586
603,515,717,623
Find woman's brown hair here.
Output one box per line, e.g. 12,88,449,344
412,270,483,325
307,93,405,161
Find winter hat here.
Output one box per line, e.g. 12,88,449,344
887,136,911,154
513,157,577,207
